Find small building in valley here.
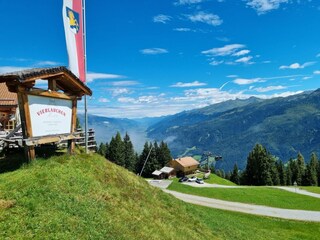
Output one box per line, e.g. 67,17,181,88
152,166,175,179
168,156,199,176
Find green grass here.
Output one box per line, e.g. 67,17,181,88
0,153,217,239
188,204,320,240
168,181,320,211
204,173,236,185
1,153,319,239
300,186,320,194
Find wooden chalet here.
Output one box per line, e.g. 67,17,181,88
168,156,199,176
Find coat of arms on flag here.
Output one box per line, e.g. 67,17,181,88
66,7,80,34
63,0,86,82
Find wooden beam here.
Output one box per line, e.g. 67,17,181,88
17,86,35,161
25,89,76,100
25,134,76,146
68,99,77,154
48,79,57,91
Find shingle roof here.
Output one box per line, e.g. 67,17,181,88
152,170,162,176
0,83,17,106
0,66,92,96
160,166,174,174
173,157,199,167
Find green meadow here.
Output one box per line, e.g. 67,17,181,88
168,180,320,211
0,153,319,239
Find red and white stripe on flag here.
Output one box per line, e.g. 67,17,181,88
63,0,86,82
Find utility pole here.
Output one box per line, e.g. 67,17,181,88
202,151,222,172
203,151,212,171
139,145,153,176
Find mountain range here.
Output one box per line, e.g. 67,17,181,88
80,89,320,171
147,89,320,170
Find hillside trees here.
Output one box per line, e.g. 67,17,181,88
98,132,172,176
136,141,172,177
230,163,240,185
239,144,320,186
244,144,276,185
305,152,318,186
123,133,136,172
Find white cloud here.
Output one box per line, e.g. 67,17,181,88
153,14,172,24
110,88,132,97
232,49,250,57
279,62,316,70
87,89,304,118
188,12,223,26
108,81,139,87
0,66,27,74
36,61,60,66
173,28,193,32
170,81,207,88
246,0,289,15
174,0,203,5
227,75,238,78
140,48,168,55
235,56,253,64
209,60,224,66
314,70,320,75
233,78,264,85
117,97,136,103
202,44,245,56
216,37,230,42
118,95,162,104
98,97,110,103
254,85,287,92
86,72,125,82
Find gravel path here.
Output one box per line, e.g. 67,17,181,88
164,189,320,222
273,186,320,199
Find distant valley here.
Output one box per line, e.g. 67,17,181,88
77,114,163,152
80,89,320,171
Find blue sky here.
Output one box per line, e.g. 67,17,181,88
0,0,320,118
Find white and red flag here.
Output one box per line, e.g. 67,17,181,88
63,0,86,82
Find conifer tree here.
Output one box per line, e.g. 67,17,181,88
108,132,125,167
136,142,152,177
296,152,305,185
245,144,273,185
230,163,240,185
123,133,136,172
277,160,287,185
157,141,172,167
305,152,318,186
97,142,107,157
271,160,280,186
286,165,292,186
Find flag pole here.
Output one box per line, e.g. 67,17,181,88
83,0,88,153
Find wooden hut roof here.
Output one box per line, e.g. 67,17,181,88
173,157,199,168
0,66,92,97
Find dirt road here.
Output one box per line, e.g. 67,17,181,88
164,189,320,222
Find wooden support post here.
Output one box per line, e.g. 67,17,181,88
48,79,57,91
68,98,77,154
17,87,35,161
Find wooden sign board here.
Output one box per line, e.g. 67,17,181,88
0,67,92,161
28,95,73,137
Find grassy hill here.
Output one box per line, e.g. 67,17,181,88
1,153,320,239
204,173,236,186
0,153,216,239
